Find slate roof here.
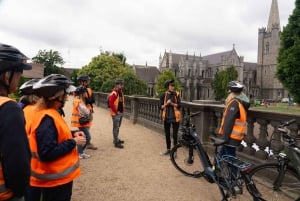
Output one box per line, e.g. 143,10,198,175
23,63,44,78
244,62,257,71
133,65,160,83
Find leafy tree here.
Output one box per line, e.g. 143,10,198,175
156,70,181,96
211,66,238,101
78,51,147,95
277,0,300,103
32,50,64,76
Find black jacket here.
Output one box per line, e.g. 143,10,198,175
160,91,181,123
0,101,31,197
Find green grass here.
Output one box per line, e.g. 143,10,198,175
252,103,300,115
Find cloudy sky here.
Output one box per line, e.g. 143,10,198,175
0,0,295,68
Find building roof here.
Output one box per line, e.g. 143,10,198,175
133,65,160,83
23,63,44,78
202,50,234,65
244,62,257,71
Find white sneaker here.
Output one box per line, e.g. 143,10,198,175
79,153,91,159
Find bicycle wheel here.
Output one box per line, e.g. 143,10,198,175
170,143,204,178
249,163,300,201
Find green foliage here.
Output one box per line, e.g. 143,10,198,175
32,50,65,76
211,66,238,101
277,0,300,103
78,51,147,95
156,70,181,96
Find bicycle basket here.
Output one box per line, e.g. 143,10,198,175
221,155,252,171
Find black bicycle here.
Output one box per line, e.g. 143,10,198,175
170,112,263,201
248,119,300,201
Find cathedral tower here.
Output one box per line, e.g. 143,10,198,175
257,0,283,100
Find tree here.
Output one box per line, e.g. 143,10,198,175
32,50,65,76
156,70,181,96
78,51,147,95
277,0,300,103
211,66,238,101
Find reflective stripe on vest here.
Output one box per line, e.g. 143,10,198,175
0,97,14,199
219,99,247,141
162,92,181,122
29,108,80,187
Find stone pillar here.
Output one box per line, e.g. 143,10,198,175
243,117,256,155
255,119,269,159
270,121,283,155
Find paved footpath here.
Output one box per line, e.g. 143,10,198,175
63,97,250,201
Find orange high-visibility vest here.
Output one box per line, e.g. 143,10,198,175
24,104,36,136
162,92,181,122
71,98,92,127
29,108,80,187
0,97,14,200
219,99,247,141
109,91,125,116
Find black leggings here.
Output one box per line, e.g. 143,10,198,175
163,121,179,149
41,181,73,201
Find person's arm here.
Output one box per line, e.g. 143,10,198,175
36,116,76,161
171,93,181,109
220,100,239,142
0,102,30,197
78,102,90,116
160,93,167,110
109,91,118,114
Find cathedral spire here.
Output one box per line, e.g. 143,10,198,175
267,0,280,32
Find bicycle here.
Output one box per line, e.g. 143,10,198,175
248,119,300,201
170,112,263,201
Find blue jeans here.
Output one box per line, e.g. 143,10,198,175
78,127,91,154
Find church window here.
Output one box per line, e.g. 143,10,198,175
265,42,270,54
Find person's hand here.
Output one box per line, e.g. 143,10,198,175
167,99,172,105
73,131,85,137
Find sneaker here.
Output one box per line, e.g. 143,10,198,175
160,149,171,156
114,143,124,149
79,153,91,159
86,143,98,150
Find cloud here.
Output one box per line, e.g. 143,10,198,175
0,0,295,68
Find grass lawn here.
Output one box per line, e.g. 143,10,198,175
252,102,300,115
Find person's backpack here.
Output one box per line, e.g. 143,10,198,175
107,91,118,108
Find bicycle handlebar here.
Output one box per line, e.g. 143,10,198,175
279,119,296,128
190,111,202,118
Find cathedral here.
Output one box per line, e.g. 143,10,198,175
158,0,287,102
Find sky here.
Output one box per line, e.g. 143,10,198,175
0,0,295,68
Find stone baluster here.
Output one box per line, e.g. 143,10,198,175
269,121,283,156
243,117,256,155
214,111,222,136
255,119,269,159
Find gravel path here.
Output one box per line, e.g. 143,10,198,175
63,97,246,201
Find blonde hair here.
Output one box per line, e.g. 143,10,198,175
225,92,238,105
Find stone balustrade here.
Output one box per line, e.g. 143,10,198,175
95,92,300,165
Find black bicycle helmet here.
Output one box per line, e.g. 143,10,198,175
115,78,124,85
33,74,75,98
164,79,174,88
74,86,87,96
19,78,40,95
227,81,244,93
77,75,90,82
0,43,32,74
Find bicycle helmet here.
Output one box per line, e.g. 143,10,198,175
19,78,40,95
227,81,244,93
33,74,75,98
0,43,32,74
77,75,90,82
74,86,87,96
164,79,174,88
115,78,124,85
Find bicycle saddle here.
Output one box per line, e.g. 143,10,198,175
210,137,226,146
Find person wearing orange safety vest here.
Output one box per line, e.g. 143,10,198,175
71,86,92,159
108,79,125,149
28,74,86,201
0,43,32,201
77,75,97,150
218,81,250,158
159,79,181,156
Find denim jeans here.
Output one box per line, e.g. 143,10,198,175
112,113,123,144
78,127,91,154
